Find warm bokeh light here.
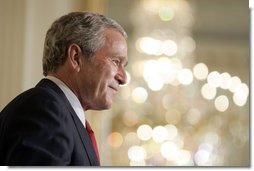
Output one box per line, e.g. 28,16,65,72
214,95,229,112
175,150,192,165
158,6,175,21
193,63,208,80
128,145,147,162
107,132,124,148
152,126,168,143
207,71,221,88
136,37,177,56
160,141,180,161
180,36,196,53
219,72,231,90
131,87,148,103
122,110,139,127
186,108,202,125
162,40,178,56
137,124,153,141
165,124,178,140
194,149,210,166
177,68,193,85
201,83,217,100
229,76,242,93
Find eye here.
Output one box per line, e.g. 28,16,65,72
112,58,121,66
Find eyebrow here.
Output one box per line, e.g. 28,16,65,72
115,56,128,67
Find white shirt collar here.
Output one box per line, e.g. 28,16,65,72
45,76,86,128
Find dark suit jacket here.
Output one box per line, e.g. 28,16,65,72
0,79,100,166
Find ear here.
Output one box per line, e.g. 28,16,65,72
67,44,83,72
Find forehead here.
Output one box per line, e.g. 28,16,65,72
104,29,128,57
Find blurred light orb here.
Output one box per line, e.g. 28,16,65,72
193,63,208,80
234,83,249,101
147,79,164,91
158,57,175,84
181,36,196,53
186,108,201,125
143,60,159,82
122,110,139,127
194,149,210,166
203,132,220,145
176,150,192,165
152,125,168,143
107,132,123,148
165,124,178,140
214,95,229,112
131,87,148,103
207,71,221,87
199,143,213,154
201,83,217,100
158,6,175,21
177,69,193,85
138,37,162,55
229,76,242,93
233,93,248,106
160,141,179,161
219,72,231,90
128,145,146,162
137,124,153,141
162,40,178,56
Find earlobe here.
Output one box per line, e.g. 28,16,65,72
68,44,82,72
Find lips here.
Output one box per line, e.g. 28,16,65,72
109,85,118,92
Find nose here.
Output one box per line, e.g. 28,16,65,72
115,67,127,85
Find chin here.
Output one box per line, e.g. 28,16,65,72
93,101,113,110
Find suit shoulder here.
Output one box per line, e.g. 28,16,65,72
0,86,64,117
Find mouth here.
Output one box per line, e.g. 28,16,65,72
109,86,118,93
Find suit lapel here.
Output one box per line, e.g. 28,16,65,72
36,79,100,166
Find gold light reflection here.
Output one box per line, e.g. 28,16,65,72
137,124,153,141
214,95,229,112
165,124,178,140
152,126,168,143
229,76,241,93
122,110,139,127
177,68,193,85
193,63,209,80
158,6,175,21
160,141,179,161
136,37,178,56
107,132,124,148
219,72,231,90
207,71,221,88
194,148,211,166
180,36,196,54
131,87,148,103
108,0,249,166
201,83,217,100
128,145,146,162
186,108,202,125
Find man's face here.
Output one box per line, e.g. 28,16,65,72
78,29,128,110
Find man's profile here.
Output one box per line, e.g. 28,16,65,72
0,11,128,166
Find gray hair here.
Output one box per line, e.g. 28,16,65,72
42,11,127,76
